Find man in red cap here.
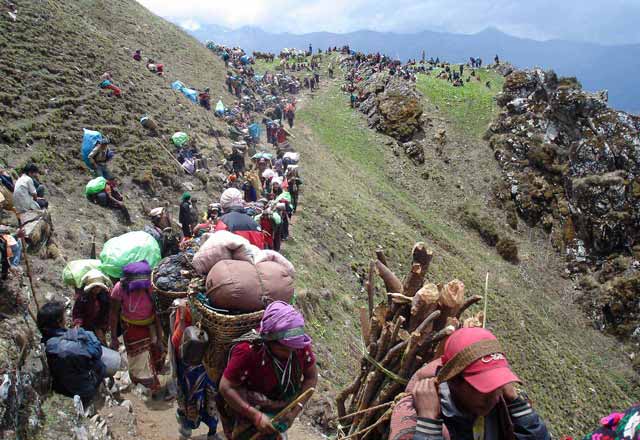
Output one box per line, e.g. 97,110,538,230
389,327,550,440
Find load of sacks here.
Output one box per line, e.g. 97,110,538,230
192,230,295,313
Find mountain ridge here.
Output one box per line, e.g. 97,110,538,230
185,23,640,113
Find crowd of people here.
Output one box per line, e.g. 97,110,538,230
0,35,318,440
0,34,634,440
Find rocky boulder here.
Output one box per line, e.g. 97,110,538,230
354,72,423,143
487,67,640,359
376,77,423,141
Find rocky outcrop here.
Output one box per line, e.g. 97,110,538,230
487,68,640,358
353,70,424,143
0,281,50,439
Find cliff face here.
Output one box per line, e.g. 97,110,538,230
487,68,640,359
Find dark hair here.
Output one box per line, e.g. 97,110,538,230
23,163,39,175
37,301,65,332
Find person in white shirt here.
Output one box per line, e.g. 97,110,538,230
13,164,46,213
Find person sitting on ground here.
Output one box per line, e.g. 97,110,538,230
179,192,194,238
88,136,114,180
146,58,164,76
13,163,47,213
87,178,124,210
219,301,318,440
99,71,122,98
38,301,107,406
73,269,112,345
390,327,550,440
199,87,211,111
0,225,22,279
215,188,265,249
133,49,141,61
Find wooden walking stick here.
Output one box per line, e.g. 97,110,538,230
13,209,40,312
153,137,187,172
248,387,315,440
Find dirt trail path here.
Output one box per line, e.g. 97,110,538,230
99,76,339,440
121,391,323,440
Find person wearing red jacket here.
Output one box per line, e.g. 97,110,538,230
215,188,264,249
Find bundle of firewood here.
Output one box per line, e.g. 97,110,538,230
336,243,484,440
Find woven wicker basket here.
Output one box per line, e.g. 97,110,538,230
151,268,189,339
189,293,263,382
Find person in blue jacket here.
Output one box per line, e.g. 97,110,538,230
37,301,106,406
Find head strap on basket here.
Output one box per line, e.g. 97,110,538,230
261,326,305,342
436,339,503,383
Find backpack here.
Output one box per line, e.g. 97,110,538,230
45,328,106,402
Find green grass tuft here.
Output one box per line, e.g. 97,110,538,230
416,68,505,139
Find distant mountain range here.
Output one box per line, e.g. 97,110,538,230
186,25,640,114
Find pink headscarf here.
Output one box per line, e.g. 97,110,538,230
260,301,311,349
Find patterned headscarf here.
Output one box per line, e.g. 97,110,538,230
259,301,311,349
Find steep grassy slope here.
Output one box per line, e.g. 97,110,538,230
285,71,640,435
0,0,234,294
416,68,505,139
2,2,639,437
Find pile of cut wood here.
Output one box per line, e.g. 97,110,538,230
336,243,484,440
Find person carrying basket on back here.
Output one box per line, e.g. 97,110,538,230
219,301,318,439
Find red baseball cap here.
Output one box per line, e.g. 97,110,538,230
440,328,520,394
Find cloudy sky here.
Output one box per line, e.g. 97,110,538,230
136,0,640,45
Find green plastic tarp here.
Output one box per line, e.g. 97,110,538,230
252,152,273,160
99,231,161,279
85,176,107,196
171,132,189,147
278,191,295,210
62,259,102,288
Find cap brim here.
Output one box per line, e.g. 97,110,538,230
463,367,520,394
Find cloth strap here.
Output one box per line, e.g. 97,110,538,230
122,315,155,326
436,339,503,383
261,326,305,341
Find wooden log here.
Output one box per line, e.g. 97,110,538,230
368,316,382,346
365,260,376,318
359,307,371,343
375,249,389,267
402,243,433,297
434,280,465,331
374,260,403,294
456,295,483,319
408,283,440,332
348,342,378,415
387,293,412,304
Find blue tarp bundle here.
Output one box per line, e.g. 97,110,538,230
171,80,198,103
81,128,103,168
248,123,261,141
240,55,250,65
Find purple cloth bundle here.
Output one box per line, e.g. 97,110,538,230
122,260,151,292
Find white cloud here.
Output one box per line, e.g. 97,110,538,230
180,19,201,31
135,0,640,44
